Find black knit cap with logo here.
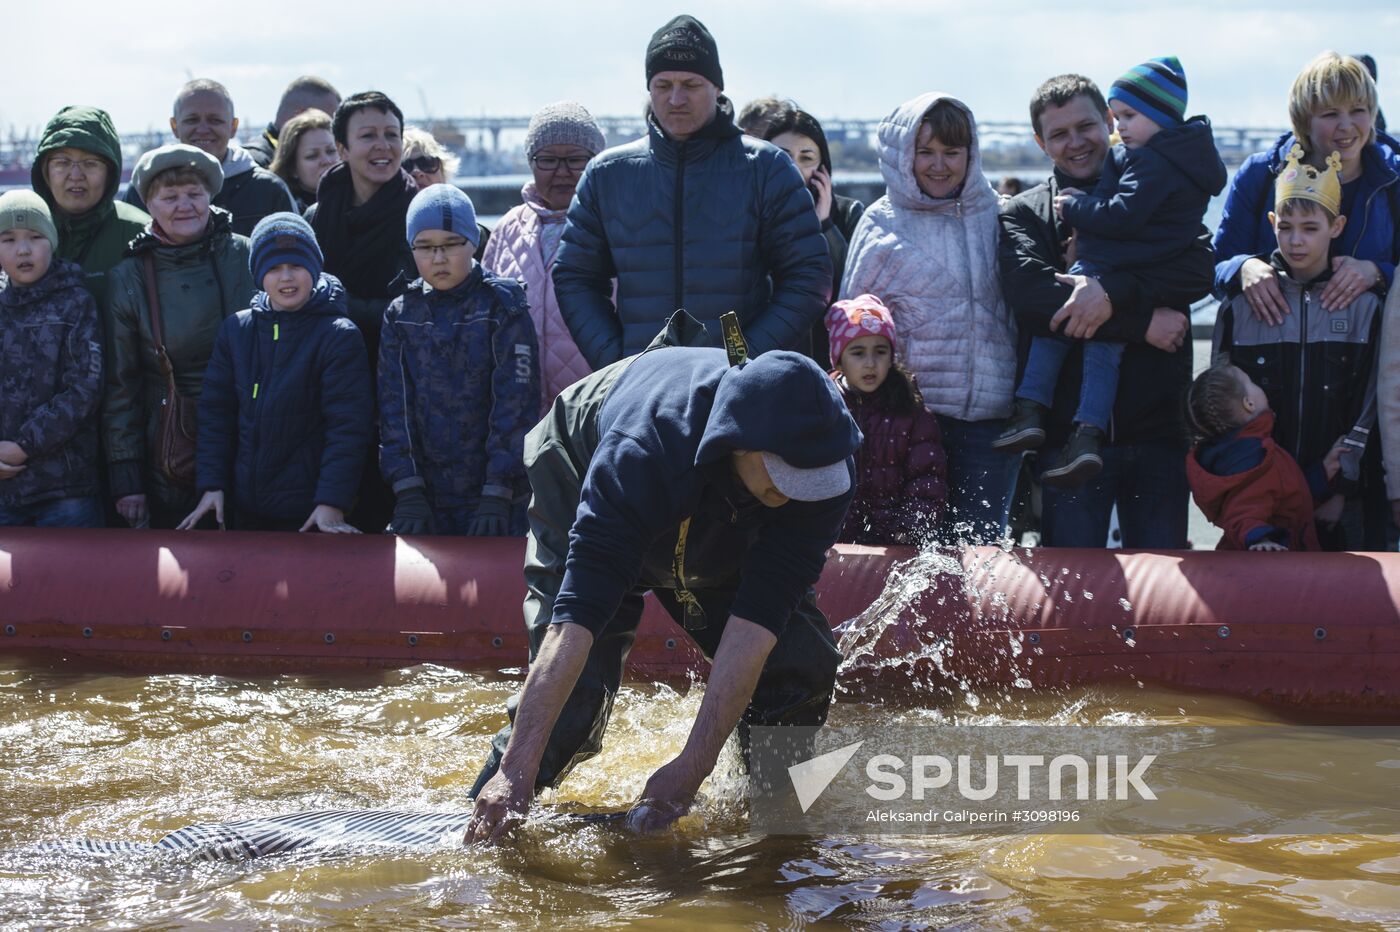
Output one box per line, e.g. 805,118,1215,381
645,15,723,90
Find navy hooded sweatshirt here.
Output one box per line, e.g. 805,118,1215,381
196,274,373,521
552,347,860,638
1062,116,1227,269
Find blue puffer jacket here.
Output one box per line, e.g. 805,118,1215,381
377,265,540,508
196,274,373,521
1213,131,1400,296
553,104,832,367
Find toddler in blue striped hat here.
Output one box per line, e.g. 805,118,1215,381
994,56,1227,487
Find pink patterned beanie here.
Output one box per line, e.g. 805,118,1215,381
826,294,897,368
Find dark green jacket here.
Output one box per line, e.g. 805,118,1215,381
31,106,151,303
102,207,254,504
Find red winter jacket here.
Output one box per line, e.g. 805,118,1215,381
835,375,948,545
1186,410,1320,551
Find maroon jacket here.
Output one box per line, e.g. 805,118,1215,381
835,375,948,545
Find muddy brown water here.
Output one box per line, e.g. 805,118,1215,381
3,653,1399,929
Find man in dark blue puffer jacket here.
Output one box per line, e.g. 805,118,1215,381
553,15,832,367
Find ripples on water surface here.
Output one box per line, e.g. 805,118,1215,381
4,656,1400,930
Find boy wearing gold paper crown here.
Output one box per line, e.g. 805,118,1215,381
996,56,1227,488
1213,145,1384,551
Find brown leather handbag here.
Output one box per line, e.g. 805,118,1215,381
142,255,198,488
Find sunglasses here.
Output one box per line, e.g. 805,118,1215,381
403,155,443,175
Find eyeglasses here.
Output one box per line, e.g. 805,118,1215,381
410,238,471,257
47,156,105,176
403,156,443,175
531,155,590,172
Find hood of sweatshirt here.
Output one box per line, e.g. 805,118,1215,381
877,92,998,215
1147,115,1228,197
221,141,257,181
693,350,862,469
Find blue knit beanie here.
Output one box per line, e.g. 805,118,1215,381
406,184,479,248
250,212,323,284
1109,56,1188,128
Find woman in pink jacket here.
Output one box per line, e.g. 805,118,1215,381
483,102,605,413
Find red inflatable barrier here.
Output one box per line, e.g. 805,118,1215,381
2,529,1398,718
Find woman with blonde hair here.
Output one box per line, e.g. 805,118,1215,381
1213,51,1400,551
1214,51,1400,319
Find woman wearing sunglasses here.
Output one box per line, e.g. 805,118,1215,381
482,101,606,413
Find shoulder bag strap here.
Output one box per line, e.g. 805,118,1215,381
142,253,178,395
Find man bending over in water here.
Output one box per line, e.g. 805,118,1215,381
465,317,860,841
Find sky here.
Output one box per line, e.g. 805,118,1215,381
4,0,1399,137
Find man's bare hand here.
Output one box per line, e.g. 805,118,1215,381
627,757,704,834
1240,257,1289,325
1049,273,1112,339
1144,308,1189,353
465,770,534,846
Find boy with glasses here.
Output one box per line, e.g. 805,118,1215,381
379,184,540,537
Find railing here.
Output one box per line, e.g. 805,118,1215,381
0,116,1289,172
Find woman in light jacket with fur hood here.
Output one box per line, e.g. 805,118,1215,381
841,92,1018,543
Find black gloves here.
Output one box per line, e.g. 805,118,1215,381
465,495,512,537
387,486,435,536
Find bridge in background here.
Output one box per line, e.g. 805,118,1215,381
1,115,1289,177
418,114,1286,161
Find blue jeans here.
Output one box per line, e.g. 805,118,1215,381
1040,440,1189,548
936,416,1022,544
0,496,104,528
1018,336,1125,432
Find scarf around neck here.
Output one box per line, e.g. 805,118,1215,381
310,162,418,299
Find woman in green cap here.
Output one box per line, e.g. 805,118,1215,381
30,106,151,303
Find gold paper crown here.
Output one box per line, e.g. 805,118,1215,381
1275,144,1342,216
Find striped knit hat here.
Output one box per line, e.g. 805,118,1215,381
1109,57,1187,128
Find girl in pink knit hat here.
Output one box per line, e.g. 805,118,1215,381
827,294,948,545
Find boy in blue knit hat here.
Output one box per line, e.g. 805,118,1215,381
179,212,373,532
380,184,540,536
996,56,1227,486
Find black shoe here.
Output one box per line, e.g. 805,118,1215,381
1040,425,1105,487
992,400,1048,452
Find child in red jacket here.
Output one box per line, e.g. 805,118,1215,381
1185,362,1343,551
827,294,947,545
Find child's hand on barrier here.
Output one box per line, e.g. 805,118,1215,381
1248,540,1289,552
301,505,360,534
177,491,225,530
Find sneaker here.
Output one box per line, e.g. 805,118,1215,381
991,400,1048,452
1040,425,1105,487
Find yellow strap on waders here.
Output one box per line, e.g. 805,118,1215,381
672,517,706,629
720,311,749,367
